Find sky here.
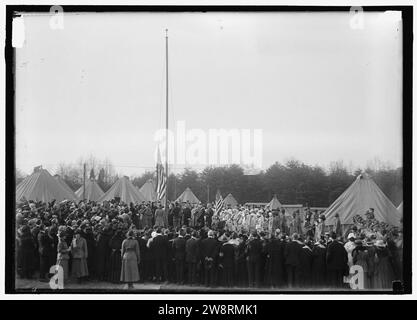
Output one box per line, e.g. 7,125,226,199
14,11,403,176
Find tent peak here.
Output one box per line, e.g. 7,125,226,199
357,172,371,180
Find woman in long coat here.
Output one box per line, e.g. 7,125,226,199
18,226,36,279
311,240,327,287
95,225,112,281
57,231,71,282
71,229,89,283
106,229,124,283
265,232,286,288
154,206,165,228
121,230,140,289
298,242,313,288
352,239,370,289
373,240,395,289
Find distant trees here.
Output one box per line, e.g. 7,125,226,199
16,158,403,207
131,171,155,191
52,156,117,192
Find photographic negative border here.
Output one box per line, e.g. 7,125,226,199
5,4,413,295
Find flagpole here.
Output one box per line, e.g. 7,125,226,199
83,163,86,201
165,29,169,215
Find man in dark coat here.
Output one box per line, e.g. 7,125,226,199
204,204,214,228
138,232,151,282
182,205,192,227
284,233,303,288
185,231,200,285
150,228,169,283
219,235,237,287
18,225,36,279
326,232,348,288
95,225,112,281
265,230,286,288
172,203,182,229
311,239,327,287
172,228,187,284
236,235,248,287
37,226,54,281
245,232,263,288
298,241,313,288
200,230,219,287
81,225,96,280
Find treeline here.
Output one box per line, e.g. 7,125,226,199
16,158,402,208
157,160,402,207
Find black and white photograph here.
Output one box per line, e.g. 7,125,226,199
4,3,412,297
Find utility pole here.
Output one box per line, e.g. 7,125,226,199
83,163,86,201
207,184,210,204
164,28,169,215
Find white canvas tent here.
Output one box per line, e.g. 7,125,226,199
16,166,78,202
54,174,76,196
98,176,146,203
175,187,200,204
324,173,401,227
266,194,283,210
75,179,104,202
223,193,238,208
139,179,157,202
397,202,403,218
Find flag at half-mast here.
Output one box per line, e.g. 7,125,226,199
215,189,224,215
156,147,167,203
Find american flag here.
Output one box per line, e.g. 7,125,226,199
156,147,166,203
215,189,224,215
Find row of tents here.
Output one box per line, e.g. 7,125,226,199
15,166,239,206
16,167,403,227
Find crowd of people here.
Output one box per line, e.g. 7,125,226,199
15,199,403,290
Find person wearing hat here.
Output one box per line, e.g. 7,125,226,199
185,231,200,286
137,230,150,283
373,240,395,289
331,212,341,235
106,228,124,283
120,230,140,289
352,238,370,289
172,228,187,285
17,225,36,279
56,231,70,282
245,232,263,288
218,233,236,288
154,204,166,228
149,227,169,283
81,224,95,280
298,239,313,288
284,233,303,288
141,204,154,229
201,230,220,287
71,229,89,283
311,237,327,288
95,224,113,281
326,232,348,288
37,225,55,282
172,202,182,230
344,233,357,268
264,229,285,288
204,203,214,229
